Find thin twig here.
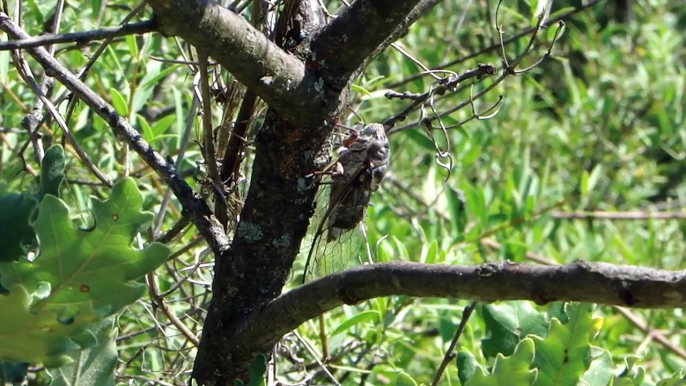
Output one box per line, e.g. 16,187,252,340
9,40,113,186
0,19,156,50
197,52,223,197
384,0,602,90
153,97,199,237
156,218,191,245
384,63,496,128
430,301,477,386
61,1,149,127
147,272,200,347
388,15,564,135
552,211,686,220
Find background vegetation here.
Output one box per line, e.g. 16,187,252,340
1,0,685,384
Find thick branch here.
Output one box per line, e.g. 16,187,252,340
147,0,329,125
0,13,229,255
309,0,439,87
232,261,686,353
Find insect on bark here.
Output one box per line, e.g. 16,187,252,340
302,123,391,283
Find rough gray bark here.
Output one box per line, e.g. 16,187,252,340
232,260,686,352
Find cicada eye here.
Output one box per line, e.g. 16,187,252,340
367,141,390,163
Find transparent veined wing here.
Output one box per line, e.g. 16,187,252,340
300,123,390,283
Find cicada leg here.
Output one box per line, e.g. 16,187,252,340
305,161,344,180
342,128,359,148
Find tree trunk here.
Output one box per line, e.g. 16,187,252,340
147,0,441,383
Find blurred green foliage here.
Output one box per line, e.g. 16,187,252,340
0,0,685,384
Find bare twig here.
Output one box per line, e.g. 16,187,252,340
10,44,113,186
146,272,200,347
0,19,156,50
552,211,686,220
153,97,199,237
387,16,565,135
17,0,67,163
60,1,149,130
384,63,497,127
197,52,223,200
215,90,255,228
156,218,191,245
147,0,321,124
431,302,477,386
384,0,602,90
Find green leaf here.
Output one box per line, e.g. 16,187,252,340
173,86,186,138
35,145,66,200
547,22,565,41
331,310,381,337
352,83,373,98
481,302,548,359
0,177,170,316
581,165,603,198
125,35,139,60
581,348,614,386
0,284,101,367
531,303,602,386
0,187,38,263
150,114,177,138
139,115,156,143
132,63,180,114
0,36,9,84
46,317,117,386
109,87,128,117
465,338,538,385
396,372,418,386
246,354,267,386
421,239,438,264
547,6,577,21
439,315,457,344
0,145,66,265
25,0,45,26
612,356,649,386
447,187,467,238
457,350,480,385
407,130,436,150
656,371,686,386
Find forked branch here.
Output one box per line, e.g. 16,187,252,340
147,0,324,124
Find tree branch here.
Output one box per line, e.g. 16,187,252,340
231,261,686,353
146,0,330,125
552,210,686,220
309,0,441,88
0,12,230,255
0,19,156,50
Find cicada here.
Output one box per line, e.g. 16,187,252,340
301,123,391,282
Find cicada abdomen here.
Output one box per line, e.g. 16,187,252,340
301,123,390,283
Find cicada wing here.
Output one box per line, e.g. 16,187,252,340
299,124,389,283
301,179,367,283
304,224,364,282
